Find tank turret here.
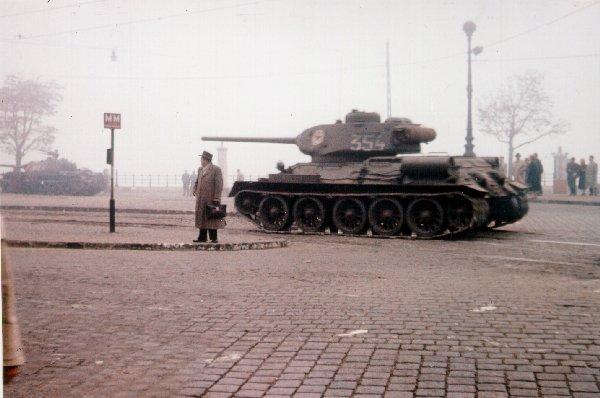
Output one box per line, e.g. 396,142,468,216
202,110,435,162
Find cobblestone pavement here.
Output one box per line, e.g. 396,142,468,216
3,203,600,397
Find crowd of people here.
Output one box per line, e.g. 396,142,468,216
512,152,597,197
567,156,598,196
180,170,197,196
512,153,544,195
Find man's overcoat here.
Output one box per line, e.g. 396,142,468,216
194,163,226,229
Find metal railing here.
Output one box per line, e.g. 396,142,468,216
114,172,266,188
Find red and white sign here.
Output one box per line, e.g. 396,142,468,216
104,113,121,129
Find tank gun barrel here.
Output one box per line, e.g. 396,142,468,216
202,136,296,144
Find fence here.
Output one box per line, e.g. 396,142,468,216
114,172,266,188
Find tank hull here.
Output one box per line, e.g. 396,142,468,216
229,156,528,239
1,171,107,196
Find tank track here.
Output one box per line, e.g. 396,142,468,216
234,190,491,240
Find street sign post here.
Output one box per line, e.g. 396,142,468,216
104,113,121,129
104,113,121,232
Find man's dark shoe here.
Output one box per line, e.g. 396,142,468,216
210,240,218,243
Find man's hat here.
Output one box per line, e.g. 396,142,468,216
200,151,213,161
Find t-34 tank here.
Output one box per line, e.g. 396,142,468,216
1,156,108,196
202,110,528,238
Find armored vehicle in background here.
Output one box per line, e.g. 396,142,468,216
203,110,528,238
1,156,107,196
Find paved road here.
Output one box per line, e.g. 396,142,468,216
3,203,600,397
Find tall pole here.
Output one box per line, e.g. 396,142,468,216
386,40,392,118
109,128,115,232
463,21,476,157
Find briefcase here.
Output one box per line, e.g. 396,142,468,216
205,203,226,219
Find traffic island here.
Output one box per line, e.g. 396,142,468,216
2,239,287,252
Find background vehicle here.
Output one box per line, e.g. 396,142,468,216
1,156,107,196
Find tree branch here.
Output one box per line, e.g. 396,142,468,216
514,124,566,149
478,70,566,155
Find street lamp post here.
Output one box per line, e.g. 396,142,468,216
462,21,482,157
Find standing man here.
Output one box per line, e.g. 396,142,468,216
181,170,190,196
566,157,580,196
236,169,245,182
587,155,598,196
578,158,587,195
193,151,226,243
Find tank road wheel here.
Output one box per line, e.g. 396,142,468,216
332,198,367,235
293,197,326,232
447,197,473,232
258,196,292,231
235,192,259,215
406,198,445,237
368,198,404,236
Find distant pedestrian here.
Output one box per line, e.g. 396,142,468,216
566,157,579,196
513,153,526,183
181,170,190,196
236,169,245,182
193,151,226,243
587,155,598,196
534,154,544,194
578,158,587,195
188,171,197,197
521,157,530,185
527,154,543,195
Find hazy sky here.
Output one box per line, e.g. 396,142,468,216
1,0,599,184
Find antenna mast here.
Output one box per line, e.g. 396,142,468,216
386,41,392,118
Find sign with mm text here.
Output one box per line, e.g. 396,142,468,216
104,113,121,129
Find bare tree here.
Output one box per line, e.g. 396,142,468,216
478,70,567,178
0,75,62,170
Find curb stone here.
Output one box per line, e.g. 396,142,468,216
1,239,288,251
0,205,199,215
